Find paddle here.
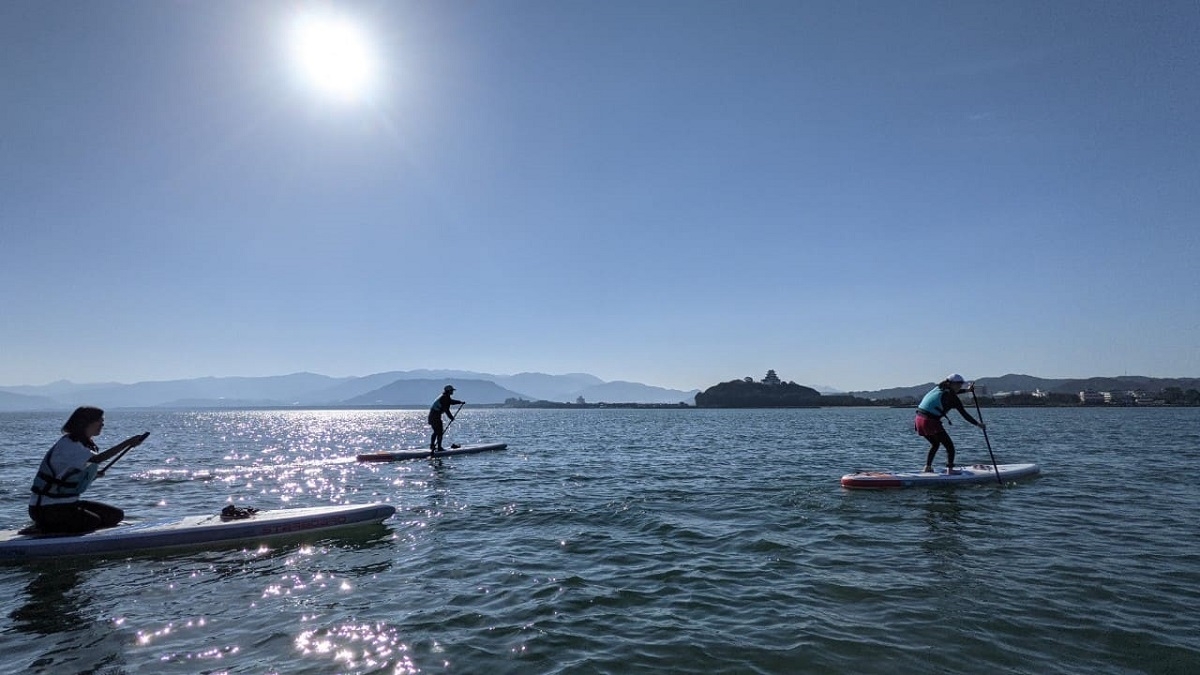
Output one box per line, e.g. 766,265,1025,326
98,431,151,477
443,403,465,450
969,388,1002,485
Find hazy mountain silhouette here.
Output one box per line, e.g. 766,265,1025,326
3,370,1194,412
343,378,526,406
568,380,698,405
494,372,605,401
0,370,694,410
0,390,57,410
852,373,1200,401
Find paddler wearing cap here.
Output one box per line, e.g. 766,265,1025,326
428,385,465,453
914,374,986,474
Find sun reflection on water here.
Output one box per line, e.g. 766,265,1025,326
295,621,419,674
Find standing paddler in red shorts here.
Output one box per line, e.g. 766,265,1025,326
914,374,986,474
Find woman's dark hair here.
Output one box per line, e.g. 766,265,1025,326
61,406,104,449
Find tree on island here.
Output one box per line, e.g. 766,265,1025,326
695,371,822,408
1162,387,1200,405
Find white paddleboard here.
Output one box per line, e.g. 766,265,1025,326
840,463,1041,489
357,442,508,462
0,503,395,560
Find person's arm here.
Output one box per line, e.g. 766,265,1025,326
91,432,150,463
950,395,982,427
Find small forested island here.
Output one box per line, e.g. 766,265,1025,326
694,370,827,408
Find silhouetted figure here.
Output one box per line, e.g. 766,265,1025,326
28,406,148,533
428,385,464,452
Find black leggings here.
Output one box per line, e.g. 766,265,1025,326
29,500,124,534
924,430,956,470
428,416,445,450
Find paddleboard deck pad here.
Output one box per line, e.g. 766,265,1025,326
357,442,508,462
0,503,395,560
840,463,1040,489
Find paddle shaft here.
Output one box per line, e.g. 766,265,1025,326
443,402,464,434
98,447,130,476
98,432,149,476
970,390,1002,485
436,403,465,451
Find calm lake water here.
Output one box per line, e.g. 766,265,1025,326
0,407,1197,674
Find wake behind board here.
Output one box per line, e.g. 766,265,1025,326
0,503,395,561
840,463,1040,489
357,442,508,462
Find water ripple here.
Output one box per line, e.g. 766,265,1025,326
1,408,1198,673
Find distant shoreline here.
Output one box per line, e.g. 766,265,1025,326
3,401,1196,414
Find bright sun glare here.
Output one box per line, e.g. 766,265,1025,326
288,10,377,103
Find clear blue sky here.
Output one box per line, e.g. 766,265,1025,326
3,1,1198,392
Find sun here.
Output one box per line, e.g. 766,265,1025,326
287,10,378,103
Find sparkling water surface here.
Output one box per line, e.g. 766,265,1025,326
0,407,1197,674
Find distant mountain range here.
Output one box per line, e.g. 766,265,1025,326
850,374,1200,401
0,370,700,412
2,371,1196,412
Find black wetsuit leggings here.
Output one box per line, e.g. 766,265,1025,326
924,430,956,470
428,416,445,450
29,500,124,533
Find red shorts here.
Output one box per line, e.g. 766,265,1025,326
913,413,944,438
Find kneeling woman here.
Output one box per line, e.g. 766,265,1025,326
28,406,149,533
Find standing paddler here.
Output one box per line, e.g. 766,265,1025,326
428,385,464,453
914,374,985,474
